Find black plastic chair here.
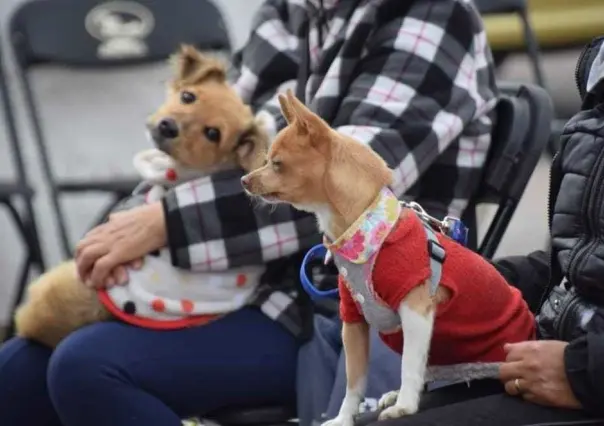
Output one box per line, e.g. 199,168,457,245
0,42,46,340
472,81,553,259
474,0,547,90
8,0,232,258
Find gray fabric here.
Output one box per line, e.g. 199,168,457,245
296,314,401,426
333,248,401,332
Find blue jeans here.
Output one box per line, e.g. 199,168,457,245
0,307,298,426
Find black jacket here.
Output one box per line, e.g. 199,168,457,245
550,35,604,305
492,37,604,414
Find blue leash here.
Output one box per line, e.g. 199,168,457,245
299,244,339,300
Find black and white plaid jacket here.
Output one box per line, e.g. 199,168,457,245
160,0,498,337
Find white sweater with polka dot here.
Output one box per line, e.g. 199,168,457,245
100,149,264,329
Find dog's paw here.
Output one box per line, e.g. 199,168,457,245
378,399,418,421
378,390,398,410
321,414,354,426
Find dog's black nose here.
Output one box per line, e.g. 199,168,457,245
157,118,179,139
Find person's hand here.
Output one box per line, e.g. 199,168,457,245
75,202,167,288
100,259,145,289
499,340,582,410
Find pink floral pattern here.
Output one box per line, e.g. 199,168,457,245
325,188,402,263
370,222,389,246
338,231,366,260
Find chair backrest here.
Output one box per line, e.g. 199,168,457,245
10,0,231,68
6,0,235,254
7,0,234,181
475,82,553,258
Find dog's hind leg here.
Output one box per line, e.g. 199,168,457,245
14,260,111,348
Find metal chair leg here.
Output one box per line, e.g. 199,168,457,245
23,198,45,271
3,200,44,342
3,256,32,341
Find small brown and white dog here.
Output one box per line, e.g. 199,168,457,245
241,90,535,425
15,45,272,348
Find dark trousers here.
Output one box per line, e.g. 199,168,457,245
0,307,298,426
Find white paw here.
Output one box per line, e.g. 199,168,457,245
321,414,354,426
378,390,398,410
378,402,417,420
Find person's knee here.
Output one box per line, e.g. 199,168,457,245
47,324,124,407
0,337,52,396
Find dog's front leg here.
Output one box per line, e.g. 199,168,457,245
379,284,436,420
322,321,370,426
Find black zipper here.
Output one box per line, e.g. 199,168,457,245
568,148,604,287
539,148,563,313
547,151,559,232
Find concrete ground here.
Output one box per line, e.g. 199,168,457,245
0,0,583,326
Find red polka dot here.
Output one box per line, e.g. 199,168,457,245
236,274,247,287
151,299,166,313
165,168,177,181
181,299,194,314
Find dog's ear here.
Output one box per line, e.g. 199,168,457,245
171,44,226,86
278,93,295,123
235,120,270,172
284,89,331,142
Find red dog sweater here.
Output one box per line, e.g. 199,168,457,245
329,188,535,368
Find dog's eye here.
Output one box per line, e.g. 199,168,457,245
204,127,221,143
181,91,196,104
271,160,282,172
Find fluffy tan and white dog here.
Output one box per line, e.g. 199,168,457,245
15,45,271,348
241,90,535,425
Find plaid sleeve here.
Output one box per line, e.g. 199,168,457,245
162,169,319,271
332,0,497,206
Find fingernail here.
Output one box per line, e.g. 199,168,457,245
118,270,128,285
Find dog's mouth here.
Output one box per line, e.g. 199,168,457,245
258,192,282,203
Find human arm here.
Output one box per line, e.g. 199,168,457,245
564,333,604,415
492,250,550,313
